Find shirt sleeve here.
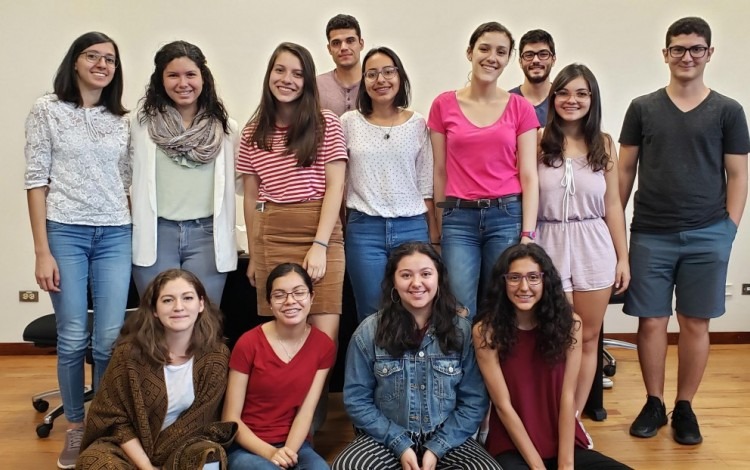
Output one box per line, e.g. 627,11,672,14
427,93,447,134
320,111,348,164
619,100,643,146
228,329,256,374
236,124,258,175
24,98,53,189
416,120,434,199
119,117,132,190
317,332,337,370
513,95,540,135
722,101,750,155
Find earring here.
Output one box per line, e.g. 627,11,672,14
390,288,401,304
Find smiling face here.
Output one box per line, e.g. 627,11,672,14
269,51,304,104
553,75,592,123
394,253,439,318
468,31,512,84
75,42,116,93
269,271,314,327
327,28,364,69
506,257,544,316
519,41,556,84
154,278,204,335
163,56,204,117
363,53,400,108
663,33,713,83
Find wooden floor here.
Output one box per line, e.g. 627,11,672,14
2,345,749,469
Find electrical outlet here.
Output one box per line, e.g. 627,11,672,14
19,290,39,302
742,284,750,295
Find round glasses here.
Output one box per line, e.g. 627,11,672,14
79,51,118,68
364,66,398,82
270,289,310,304
503,272,544,286
554,89,592,101
667,45,709,59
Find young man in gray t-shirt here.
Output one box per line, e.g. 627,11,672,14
619,17,749,446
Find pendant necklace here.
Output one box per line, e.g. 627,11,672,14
277,324,309,361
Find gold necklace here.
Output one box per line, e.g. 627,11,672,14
277,324,309,361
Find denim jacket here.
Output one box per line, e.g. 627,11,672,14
343,312,489,459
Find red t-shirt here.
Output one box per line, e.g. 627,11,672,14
229,325,336,444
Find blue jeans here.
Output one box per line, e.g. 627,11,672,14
440,201,522,318
227,442,329,470
46,221,132,423
132,217,227,306
345,211,429,323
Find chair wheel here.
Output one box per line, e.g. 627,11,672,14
36,423,52,438
32,399,49,413
603,364,616,377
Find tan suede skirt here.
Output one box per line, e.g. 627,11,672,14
252,200,344,316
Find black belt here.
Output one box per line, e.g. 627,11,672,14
437,195,521,209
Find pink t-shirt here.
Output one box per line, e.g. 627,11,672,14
229,325,336,444
236,110,348,203
428,91,538,200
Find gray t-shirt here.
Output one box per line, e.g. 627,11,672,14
619,88,750,233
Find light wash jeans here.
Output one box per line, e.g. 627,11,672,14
345,210,429,323
440,201,522,318
227,442,329,470
132,217,227,306
46,220,132,423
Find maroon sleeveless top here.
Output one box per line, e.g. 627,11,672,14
485,328,591,458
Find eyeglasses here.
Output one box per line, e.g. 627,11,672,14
520,50,553,61
554,89,592,101
270,289,310,304
79,51,118,68
503,272,544,286
364,66,398,82
667,45,709,59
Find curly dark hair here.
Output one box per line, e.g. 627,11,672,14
474,244,576,364
540,63,611,173
375,242,462,357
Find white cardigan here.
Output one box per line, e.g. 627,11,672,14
130,115,240,272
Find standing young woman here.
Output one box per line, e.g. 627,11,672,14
237,42,347,342
131,40,239,305
428,21,540,318
223,263,335,469
24,31,131,469
78,269,235,469
473,244,631,469
332,242,500,470
537,64,630,414
341,46,436,322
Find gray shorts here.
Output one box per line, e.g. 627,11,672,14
624,217,737,319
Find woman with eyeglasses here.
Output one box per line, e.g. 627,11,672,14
428,22,539,319
24,31,131,469
236,42,347,343
537,63,629,415
223,263,335,469
473,244,631,469
341,46,436,323
332,242,500,470
130,41,239,306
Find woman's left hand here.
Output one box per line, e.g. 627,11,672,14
303,243,327,282
614,259,631,295
421,450,438,470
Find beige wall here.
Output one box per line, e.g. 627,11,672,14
2,0,749,342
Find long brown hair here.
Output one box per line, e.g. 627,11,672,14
245,42,324,167
118,269,223,365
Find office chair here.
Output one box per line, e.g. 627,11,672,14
23,279,139,438
602,292,637,378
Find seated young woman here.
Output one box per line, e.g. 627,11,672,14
473,244,632,469
222,263,335,469
332,242,500,470
77,269,236,469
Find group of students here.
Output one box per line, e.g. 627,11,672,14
23,9,746,470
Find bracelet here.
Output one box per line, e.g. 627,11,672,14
313,240,329,248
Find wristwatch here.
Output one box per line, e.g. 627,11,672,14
520,230,537,240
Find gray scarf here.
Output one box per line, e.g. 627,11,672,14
148,106,223,168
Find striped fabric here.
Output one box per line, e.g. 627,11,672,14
236,109,347,203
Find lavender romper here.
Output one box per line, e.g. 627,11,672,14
537,156,616,292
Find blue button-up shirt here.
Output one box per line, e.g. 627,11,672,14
343,312,488,459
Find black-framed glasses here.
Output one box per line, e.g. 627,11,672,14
270,289,310,304
503,272,544,286
364,66,398,82
554,89,592,101
520,50,553,61
79,51,118,68
667,45,709,58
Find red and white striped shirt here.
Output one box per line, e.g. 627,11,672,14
237,110,347,203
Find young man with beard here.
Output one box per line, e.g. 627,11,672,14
317,14,364,116
509,29,556,126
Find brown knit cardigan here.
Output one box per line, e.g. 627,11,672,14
76,341,237,469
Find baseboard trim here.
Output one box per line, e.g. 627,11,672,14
0,343,55,355
605,332,750,345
